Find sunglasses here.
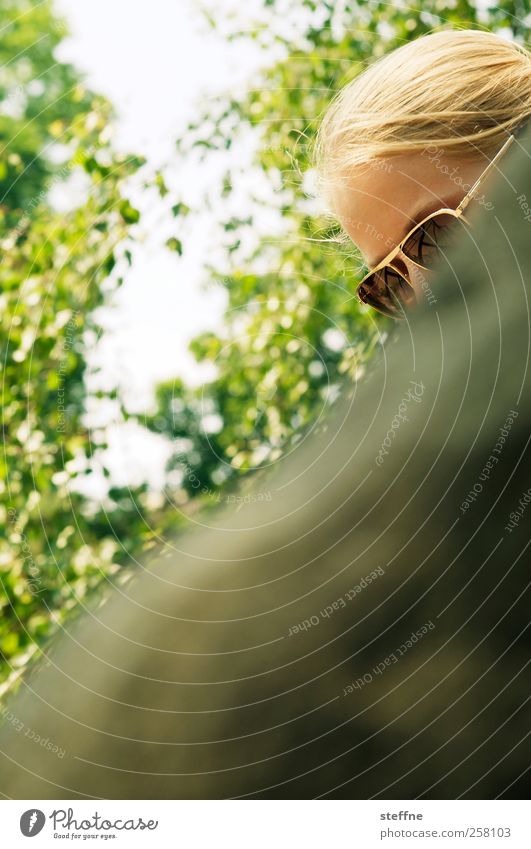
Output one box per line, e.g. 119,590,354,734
356,134,516,319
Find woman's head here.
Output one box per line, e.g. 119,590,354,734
313,29,531,311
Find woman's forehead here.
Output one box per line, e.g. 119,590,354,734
331,153,482,266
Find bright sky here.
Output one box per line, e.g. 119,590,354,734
53,0,282,490
54,0,271,390
55,0,271,158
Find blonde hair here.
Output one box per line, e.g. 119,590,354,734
314,29,531,205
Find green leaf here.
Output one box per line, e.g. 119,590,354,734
166,237,183,255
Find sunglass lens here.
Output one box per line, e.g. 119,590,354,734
402,213,463,267
358,267,415,318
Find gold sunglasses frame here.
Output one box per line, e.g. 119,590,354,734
356,134,516,317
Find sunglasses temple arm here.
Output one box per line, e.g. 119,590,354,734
455,134,515,215
457,134,515,212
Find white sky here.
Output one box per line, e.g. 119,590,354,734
55,0,268,161
54,0,272,394
53,0,284,490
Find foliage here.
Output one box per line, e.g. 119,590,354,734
0,0,172,686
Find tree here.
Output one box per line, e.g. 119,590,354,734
0,0,158,685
